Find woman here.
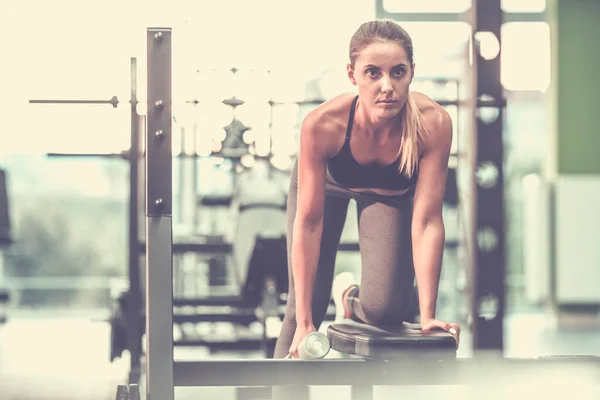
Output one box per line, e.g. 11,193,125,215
274,19,461,360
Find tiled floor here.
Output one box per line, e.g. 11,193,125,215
0,312,598,400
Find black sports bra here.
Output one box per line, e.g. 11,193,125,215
327,96,418,191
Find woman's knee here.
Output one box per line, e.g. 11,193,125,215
357,295,411,326
358,302,387,325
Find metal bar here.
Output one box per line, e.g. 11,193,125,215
138,241,233,254
502,12,547,23
46,152,127,159
2,276,124,289
377,11,469,22
270,98,460,106
351,385,373,400
173,339,267,351
236,387,272,400
173,358,600,387
471,0,505,352
375,11,546,23
29,96,119,108
173,313,257,324
145,27,174,400
374,0,546,23
127,57,143,384
173,296,243,306
0,170,12,246
338,242,359,251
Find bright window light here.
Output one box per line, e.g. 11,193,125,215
475,31,501,60
502,0,546,13
501,22,551,92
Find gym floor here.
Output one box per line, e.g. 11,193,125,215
0,312,598,400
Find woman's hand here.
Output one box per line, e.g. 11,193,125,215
288,322,317,358
420,318,461,346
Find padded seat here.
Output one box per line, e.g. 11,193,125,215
327,320,457,360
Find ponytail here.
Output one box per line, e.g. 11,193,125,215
398,92,428,179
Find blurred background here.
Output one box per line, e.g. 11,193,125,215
0,0,598,399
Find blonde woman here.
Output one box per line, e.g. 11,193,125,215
275,20,461,359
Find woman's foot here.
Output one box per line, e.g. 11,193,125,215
332,272,358,322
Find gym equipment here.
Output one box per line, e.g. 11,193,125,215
143,28,175,399
168,232,288,355
29,95,119,108
0,169,12,324
33,58,145,381
376,0,507,351
0,169,11,247
116,384,140,400
294,331,331,360
327,320,456,359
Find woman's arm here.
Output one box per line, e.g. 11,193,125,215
292,112,330,327
411,108,453,322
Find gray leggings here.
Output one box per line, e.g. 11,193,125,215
273,162,416,359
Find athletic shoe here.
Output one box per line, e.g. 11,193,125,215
331,271,358,322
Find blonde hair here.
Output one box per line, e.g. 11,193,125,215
398,92,427,178
349,20,428,178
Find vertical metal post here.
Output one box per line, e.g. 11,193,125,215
127,57,143,384
471,0,505,352
145,28,174,400
351,385,374,400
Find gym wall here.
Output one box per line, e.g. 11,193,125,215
549,0,600,307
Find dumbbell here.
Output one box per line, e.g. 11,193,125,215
285,332,331,360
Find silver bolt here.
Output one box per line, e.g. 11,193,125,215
155,130,165,139
478,294,499,321
477,227,499,252
155,100,164,109
155,198,164,206
476,161,499,189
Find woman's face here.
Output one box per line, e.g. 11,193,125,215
347,41,414,120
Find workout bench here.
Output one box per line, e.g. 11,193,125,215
327,320,457,360
235,322,457,400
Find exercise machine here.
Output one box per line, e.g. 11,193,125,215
0,169,12,324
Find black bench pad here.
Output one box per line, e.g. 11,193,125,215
327,320,457,360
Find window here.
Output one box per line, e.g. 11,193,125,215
501,22,551,92
502,0,546,13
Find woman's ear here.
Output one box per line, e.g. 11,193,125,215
347,64,357,86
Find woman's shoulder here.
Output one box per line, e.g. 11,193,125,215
302,93,356,138
305,93,356,127
410,91,453,148
410,91,448,119
300,93,356,157
411,92,452,129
